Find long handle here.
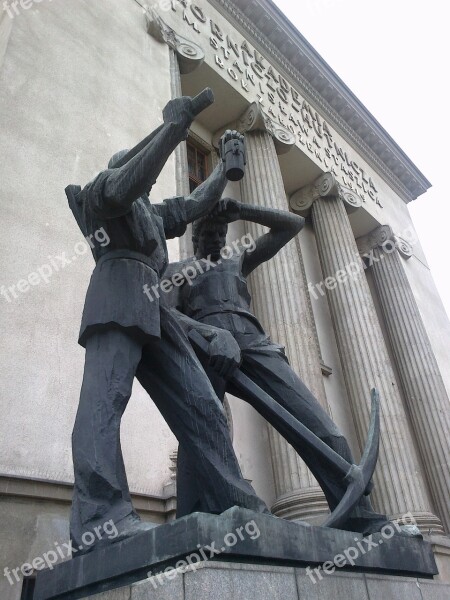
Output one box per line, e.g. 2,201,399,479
188,329,351,477
190,87,215,115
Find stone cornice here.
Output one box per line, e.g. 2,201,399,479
0,474,176,521
210,0,431,203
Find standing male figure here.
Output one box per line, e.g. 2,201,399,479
66,97,268,552
168,198,390,534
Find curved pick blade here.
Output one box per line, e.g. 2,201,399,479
359,388,381,488
322,388,381,529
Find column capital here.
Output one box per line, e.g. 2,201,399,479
146,9,204,74
213,102,296,155
357,225,413,260
290,172,362,217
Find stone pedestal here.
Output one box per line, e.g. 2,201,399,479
34,507,439,600
88,562,450,600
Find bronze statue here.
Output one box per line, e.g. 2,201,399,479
66,93,269,553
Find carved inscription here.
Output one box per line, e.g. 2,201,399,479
167,0,382,208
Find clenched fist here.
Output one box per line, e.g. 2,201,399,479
163,96,196,138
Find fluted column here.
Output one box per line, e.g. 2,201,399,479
236,104,330,520
292,173,442,532
358,225,450,532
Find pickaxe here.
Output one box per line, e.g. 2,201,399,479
189,330,380,530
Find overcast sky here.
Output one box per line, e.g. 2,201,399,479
272,0,450,318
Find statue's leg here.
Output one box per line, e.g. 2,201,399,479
136,309,269,517
176,363,227,518
239,349,388,532
71,328,143,549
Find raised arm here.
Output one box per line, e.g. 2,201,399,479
97,97,197,218
215,199,305,277
151,159,228,239
184,159,227,223
154,131,244,238
183,130,246,223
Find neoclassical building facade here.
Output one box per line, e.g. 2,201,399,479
0,0,449,597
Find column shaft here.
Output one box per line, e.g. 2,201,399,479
371,242,450,531
311,196,441,531
241,130,328,520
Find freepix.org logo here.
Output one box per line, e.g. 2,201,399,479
3,520,118,586
305,512,419,584
147,519,261,590
2,0,46,19
143,233,256,303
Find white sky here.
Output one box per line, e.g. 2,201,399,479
272,0,450,318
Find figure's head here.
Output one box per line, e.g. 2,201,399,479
193,215,228,261
108,149,129,169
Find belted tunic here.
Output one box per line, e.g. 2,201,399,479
66,169,187,347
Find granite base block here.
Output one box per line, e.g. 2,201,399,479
77,563,450,600
33,507,438,600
